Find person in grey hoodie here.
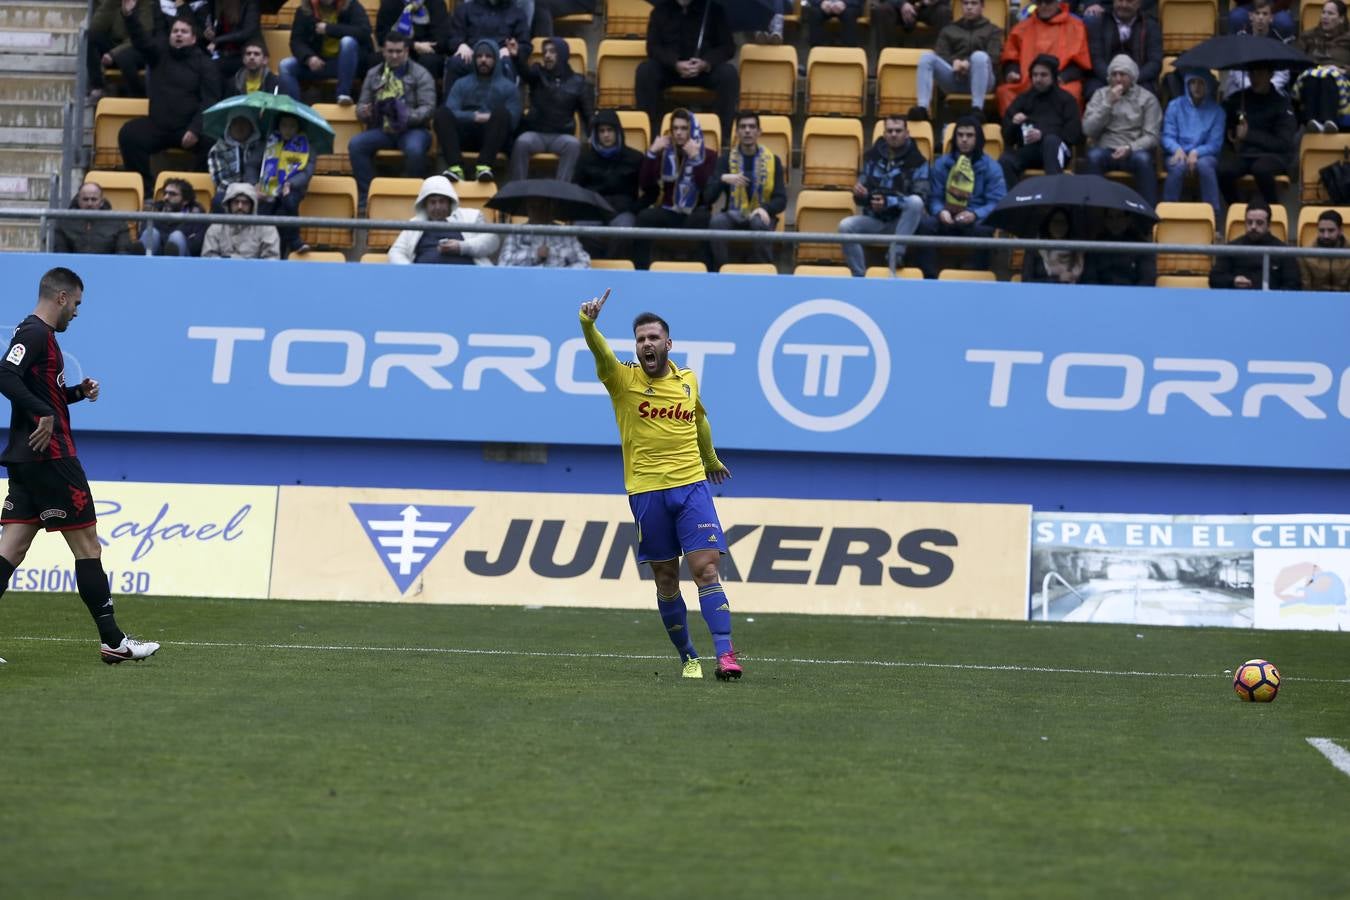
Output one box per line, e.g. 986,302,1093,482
207,111,265,211
1083,54,1162,205
433,38,521,183
201,182,281,259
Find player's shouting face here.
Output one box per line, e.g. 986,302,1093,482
634,322,671,378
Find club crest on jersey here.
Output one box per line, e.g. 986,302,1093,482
5,344,24,366
683,384,691,398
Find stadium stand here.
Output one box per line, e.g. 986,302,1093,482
1155,275,1211,287
616,110,652,153
938,269,998,280
720,263,780,274
875,48,926,119
264,28,290,75
366,177,424,251
1300,135,1350,204
794,264,853,276
591,259,638,269
650,261,709,272
759,115,795,177
86,169,144,213
808,47,868,117
739,45,799,116
802,117,864,189
313,103,362,175
1224,203,1290,243
793,190,856,264
288,250,348,262
297,175,359,249
359,252,390,263
604,0,652,38
866,266,926,278
596,40,646,110
93,97,147,169
1155,201,1218,275
1159,0,1219,55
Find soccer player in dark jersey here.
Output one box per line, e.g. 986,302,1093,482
0,267,159,665
580,288,743,680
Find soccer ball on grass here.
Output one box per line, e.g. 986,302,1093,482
1233,659,1280,702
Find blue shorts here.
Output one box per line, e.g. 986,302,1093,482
628,482,728,563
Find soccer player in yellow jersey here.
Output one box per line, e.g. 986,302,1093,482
580,288,742,681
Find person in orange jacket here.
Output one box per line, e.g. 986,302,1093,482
996,0,1092,115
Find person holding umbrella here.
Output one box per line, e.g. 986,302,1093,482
207,110,266,210
1218,66,1297,207
635,0,739,146
1221,0,1294,102
495,197,592,268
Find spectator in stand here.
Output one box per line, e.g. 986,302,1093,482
1219,66,1296,207
1161,71,1224,219
874,0,953,50
435,38,521,182
87,0,156,99
804,0,863,48
997,0,1092,116
279,0,372,106
703,112,787,270
1083,0,1161,100
375,0,448,88
208,111,265,210
837,115,931,276
201,182,281,258
117,0,221,190
202,0,261,82
348,33,436,208
636,0,739,146
634,108,718,269
445,0,530,81
258,113,317,256
999,53,1081,185
928,115,1006,273
388,174,499,264
573,109,648,261
229,39,282,95
1293,0,1350,133
1208,199,1300,290
1221,0,1293,102
909,0,1002,123
53,182,142,255
498,199,592,268
533,0,598,40
1081,207,1155,285
1299,210,1350,291
142,177,209,256
508,38,593,182
1021,207,1085,283
1083,55,1162,206
1229,0,1297,37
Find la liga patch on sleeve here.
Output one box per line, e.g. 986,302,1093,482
5,344,25,365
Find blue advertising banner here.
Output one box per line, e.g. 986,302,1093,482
5,253,1347,469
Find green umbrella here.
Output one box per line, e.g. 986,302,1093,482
202,91,336,155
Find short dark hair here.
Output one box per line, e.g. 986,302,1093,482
1318,209,1343,227
1250,0,1272,10
1246,198,1272,220
39,267,83,300
735,111,760,129
242,38,267,54
163,177,196,205
632,312,670,336
1329,0,1347,19
383,32,410,48
670,108,693,129
884,113,907,127
171,14,199,37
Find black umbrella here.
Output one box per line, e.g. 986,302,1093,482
984,174,1157,238
642,0,777,38
1173,34,1313,72
486,179,614,222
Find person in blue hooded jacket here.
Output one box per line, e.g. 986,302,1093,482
1161,70,1224,220
928,115,1006,274
434,37,521,182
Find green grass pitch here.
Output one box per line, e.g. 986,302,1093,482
2,592,1348,899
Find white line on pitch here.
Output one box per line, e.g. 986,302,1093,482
1307,738,1350,778
8,635,1350,683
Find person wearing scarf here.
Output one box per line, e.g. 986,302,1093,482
704,112,786,269
257,113,316,256
1294,0,1350,132
927,114,1006,275
634,108,719,269
349,32,436,208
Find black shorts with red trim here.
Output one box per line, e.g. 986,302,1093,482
2,457,97,532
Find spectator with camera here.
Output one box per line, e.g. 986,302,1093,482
837,115,931,277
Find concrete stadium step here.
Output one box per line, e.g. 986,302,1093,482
0,74,77,103
0,172,53,202
0,148,62,176
0,100,67,129
0,124,63,146
0,27,81,55
0,221,43,252
0,52,77,74
0,1,87,32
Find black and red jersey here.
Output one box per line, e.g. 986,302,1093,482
0,314,83,464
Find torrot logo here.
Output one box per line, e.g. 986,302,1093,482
758,300,891,432
351,503,472,594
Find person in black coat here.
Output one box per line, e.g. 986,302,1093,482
374,0,448,89
573,109,649,259
279,0,373,104
116,0,221,189
228,38,283,95
1218,67,1297,207
203,0,261,82
508,38,594,182
635,0,739,145
1081,208,1156,286
1208,199,1301,290
445,0,530,81
1083,0,1162,99
999,54,1083,187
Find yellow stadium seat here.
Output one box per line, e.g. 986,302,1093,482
1297,205,1350,246
739,45,798,115
298,175,358,249
596,40,647,109
616,109,651,153
365,177,424,250
865,266,925,278
528,37,587,75
554,10,596,31
802,117,863,189
1160,0,1218,55
793,264,852,277
875,117,936,161
451,179,497,215
263,28,291,75
261,0,300,28
807,47,868,117
1300,134,1350,203
312,102,360,175
941,122,1004,161
152,170,213,205
1154,275,1210,288
720,263,778,274
875,48,926,119
659,112,722,157
591,258,637,270
650,261,708,272
1154,201,1217,275
938,269,997,281
360,251,389,263
758,115,794,173
85,170,143,213
793,190,856,263
93,97,148,169
288,250,347,262
1223,203,1289,243
605,0,651,37
1301,0,1325,31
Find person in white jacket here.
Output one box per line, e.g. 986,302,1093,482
387,174,499,265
